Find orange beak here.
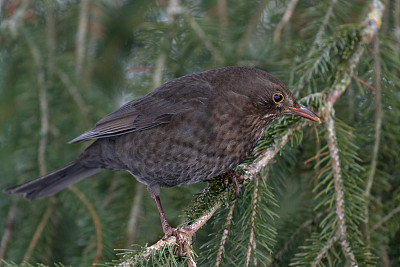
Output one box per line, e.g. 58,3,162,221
286,104,321,123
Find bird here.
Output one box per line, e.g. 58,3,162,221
4,66,320,255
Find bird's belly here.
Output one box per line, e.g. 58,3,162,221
114,116,262,188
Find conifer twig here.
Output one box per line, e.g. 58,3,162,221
371,205,400,232
23,198,57,263
187,18,224,64
0,198,18,267
69,185,103,265
237,0,270,54
23,30,55,263
273,210,326,262
125,184,145,248
351,75,376,91
308,0,338,55
215,199,236,267
55,68,91,128
324,106,357,266
311,234,337,267
75,0,89,77
364,35,382,244
245,172,261,267
273,0,299,44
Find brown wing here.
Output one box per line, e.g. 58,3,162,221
69,75,212,143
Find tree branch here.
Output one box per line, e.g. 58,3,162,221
273,0,298,44
215,199,236,267
364,34,382,245
69,185,103,265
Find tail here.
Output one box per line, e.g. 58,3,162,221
4,161,101,200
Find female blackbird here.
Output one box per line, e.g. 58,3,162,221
4,66,320,253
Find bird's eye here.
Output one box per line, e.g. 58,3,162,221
273,93,284,103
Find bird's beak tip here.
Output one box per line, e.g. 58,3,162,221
286,104,321,123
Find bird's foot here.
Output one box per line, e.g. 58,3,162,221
162,225,195,258
223,170,242,200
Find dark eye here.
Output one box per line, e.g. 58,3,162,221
273,93,284,103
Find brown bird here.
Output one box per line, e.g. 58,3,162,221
4,66,320,255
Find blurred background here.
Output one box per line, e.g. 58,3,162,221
0,0,399,266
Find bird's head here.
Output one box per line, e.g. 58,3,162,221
253,84,321,123
242,71,321,123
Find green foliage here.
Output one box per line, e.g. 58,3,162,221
1,0,399,266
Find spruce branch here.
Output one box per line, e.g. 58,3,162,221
311,234,338,267
324,103,357,266
273,0,299,44
215,199,236,267
237,0,270,55
75,0,89,77
23,29,54,263
69,185,103,265
23,198,57,263
55,69,91,128
273,210,327,263
187,18,224,65
245,172,261,267
371,205,400,232
0,198,18,267
308,0,338,55
364,35,382,245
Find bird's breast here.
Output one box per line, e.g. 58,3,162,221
114,107,267,188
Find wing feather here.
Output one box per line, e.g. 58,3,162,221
69,75,212,143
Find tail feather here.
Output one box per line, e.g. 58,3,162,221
4,161,101,200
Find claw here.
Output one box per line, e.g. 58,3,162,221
222,170,242,201
162,226,195,258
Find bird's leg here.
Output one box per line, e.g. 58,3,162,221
147,184,191,257
153,194,184,257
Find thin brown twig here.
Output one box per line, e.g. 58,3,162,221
352,75,376,91
304,151,329,164
215,199,236,267
273,0,299,44
69,185,103,266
